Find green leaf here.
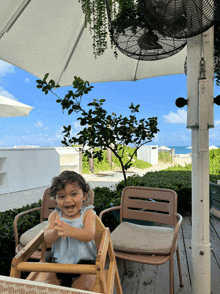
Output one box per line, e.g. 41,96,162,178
36,80,44,84
43,73,49,82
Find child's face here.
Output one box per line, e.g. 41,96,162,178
56,182,87,219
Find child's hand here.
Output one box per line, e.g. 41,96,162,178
54,215,71,239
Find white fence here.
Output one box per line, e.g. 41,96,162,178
0,147,81,195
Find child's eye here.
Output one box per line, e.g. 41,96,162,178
58,195,65,199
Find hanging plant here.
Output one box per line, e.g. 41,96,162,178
79,0,143,58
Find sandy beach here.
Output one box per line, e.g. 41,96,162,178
0,156,191,212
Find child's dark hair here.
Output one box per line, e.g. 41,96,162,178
49,170,90,199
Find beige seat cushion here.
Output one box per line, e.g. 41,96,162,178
111,222,177,255
20,221,48,248
210,207,220,220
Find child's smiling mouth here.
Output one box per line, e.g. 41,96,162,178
65,205,75,210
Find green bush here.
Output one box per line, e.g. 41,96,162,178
158,150,172,163
0,200,41,276
82,149,113,173
116,162,219,214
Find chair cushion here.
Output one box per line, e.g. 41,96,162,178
210,207,220,220
20,221,48,247
111,222,177,255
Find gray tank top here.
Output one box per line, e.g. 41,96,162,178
51,205,97,264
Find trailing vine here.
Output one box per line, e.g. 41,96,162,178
78,0,142,58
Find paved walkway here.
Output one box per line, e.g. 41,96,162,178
0,157,191,212
0,171,137,212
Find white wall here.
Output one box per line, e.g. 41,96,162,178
54,147,80,173
0,147,81,195
137,145,158,165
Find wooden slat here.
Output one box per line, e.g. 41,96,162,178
209,217,220,294
123,209,174,225
125,198,172,213
17,262,97,274
118,260,143,294
123,187,177,202
180,215,192,285
107,261,115,294
136,263,158,292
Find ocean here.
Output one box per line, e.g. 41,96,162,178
167,146,220,155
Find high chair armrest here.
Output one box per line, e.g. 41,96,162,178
171,213,183,254
99,206,122,221
14,207,42,249
12,228,45,266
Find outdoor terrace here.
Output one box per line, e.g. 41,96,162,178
111,214,220,294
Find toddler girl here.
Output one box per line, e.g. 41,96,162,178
44,170,97,287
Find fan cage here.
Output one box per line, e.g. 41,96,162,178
110,19,186,61
139,0,218,39
105,0,186,61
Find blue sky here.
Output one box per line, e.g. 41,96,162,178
1,59,220,148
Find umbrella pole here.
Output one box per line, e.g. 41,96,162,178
187,27,214,294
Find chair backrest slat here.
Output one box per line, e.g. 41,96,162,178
40,188,94,222
121,186,177,226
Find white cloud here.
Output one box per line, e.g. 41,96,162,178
73,121,83,132
163,109,187,124
214,120,220,126
0,86,17,101
25,78,30,83
34,120,50,130
0,132,62,147
34,121,44,128
151,133,159,143
0,60,15,77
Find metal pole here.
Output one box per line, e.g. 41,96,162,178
187,27,214,294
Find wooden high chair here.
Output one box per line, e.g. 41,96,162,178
10,215,123,294
14,187,94,259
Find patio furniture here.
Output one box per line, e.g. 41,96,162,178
99,186,183,294
210,182,220,220
10,215,123,294
14,187,94,259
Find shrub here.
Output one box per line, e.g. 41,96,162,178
0,200,41,276
158,150,172,163
116,162,219,214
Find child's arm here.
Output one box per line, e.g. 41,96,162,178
44,211,61,244
54,210,96,242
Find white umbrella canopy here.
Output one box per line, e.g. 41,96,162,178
0,0,186,87
0,95,33,117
